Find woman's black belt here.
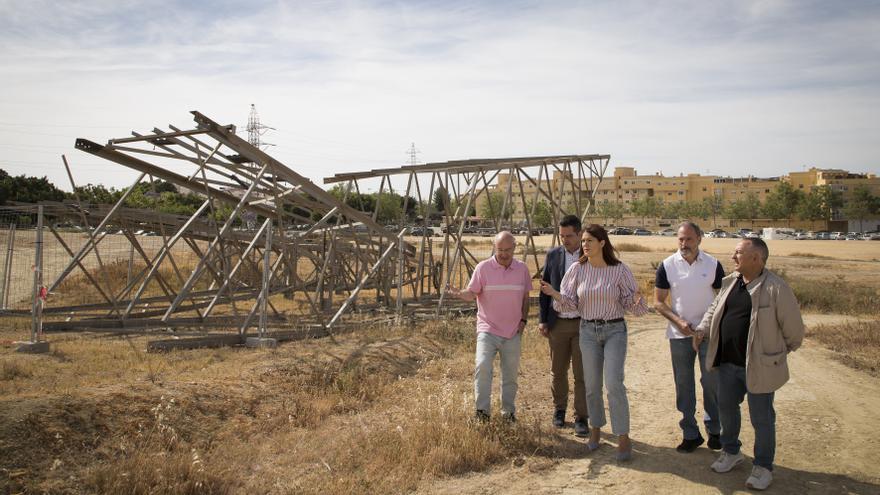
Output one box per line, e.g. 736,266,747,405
583,317,624,325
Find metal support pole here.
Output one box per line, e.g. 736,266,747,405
259,220,273,338
396,233,404,323
31,206,44,342
127,242,135,287
1,223,16,310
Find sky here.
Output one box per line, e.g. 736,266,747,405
1,0,879,193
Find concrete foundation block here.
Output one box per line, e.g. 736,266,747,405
245,337,277,349
16,341,50,354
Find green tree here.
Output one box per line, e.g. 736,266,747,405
794,186,844,223
374,192,402,224
0,170,66,204
478,191,512,221
660,200,683,220
701,195,724,228
72,183,121,204
796,192,825,222
526,199,553,228
432,187,449,215
328,184,376,214
725,192,762,223
842,185,879,232
675,200,708,221
596,200,627,226
762,182,804,226
629,196,661,226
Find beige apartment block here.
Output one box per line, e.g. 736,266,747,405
477,166,878,227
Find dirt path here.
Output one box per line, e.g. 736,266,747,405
420,313,880,494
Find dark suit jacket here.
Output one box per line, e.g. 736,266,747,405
539,245,583,329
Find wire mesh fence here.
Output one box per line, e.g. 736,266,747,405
0,201,544,346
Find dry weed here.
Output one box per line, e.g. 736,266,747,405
0,317,576,494
614,242,653,252
1,359,33,380
807,320,880,376
787,251,833,259
777,270,880,315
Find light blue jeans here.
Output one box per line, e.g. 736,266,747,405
580,320,629,435
670,337,720,440
474,331,522,415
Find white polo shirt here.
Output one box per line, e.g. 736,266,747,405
655,250,724,339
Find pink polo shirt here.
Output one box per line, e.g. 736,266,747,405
467,256,532,338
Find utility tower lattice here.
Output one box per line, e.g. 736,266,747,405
246,104,275,149
407,142,420,166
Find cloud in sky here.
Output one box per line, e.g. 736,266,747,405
0,0,878,191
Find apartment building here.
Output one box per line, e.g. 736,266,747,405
479,166,879,225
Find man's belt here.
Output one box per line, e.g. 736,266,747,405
583,317,624,325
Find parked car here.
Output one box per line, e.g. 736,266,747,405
608,227,632,235
845,232,860,240
657,228,676,236
744,231,761,239
633,228,652,236
814,231,830,240
830,231,846,240
408,227,437,237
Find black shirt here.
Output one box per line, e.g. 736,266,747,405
716,276,752,367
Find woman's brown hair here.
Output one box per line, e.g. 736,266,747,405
578,224,621,266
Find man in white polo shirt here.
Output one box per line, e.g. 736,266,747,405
654,221,724,452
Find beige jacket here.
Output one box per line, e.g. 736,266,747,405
698,269,804,394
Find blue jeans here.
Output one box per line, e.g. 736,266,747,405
670,337,720,440
717,363,776,470
474,331,522,415
580,320,629,435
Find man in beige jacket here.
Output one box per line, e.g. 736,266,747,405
694,237,804,491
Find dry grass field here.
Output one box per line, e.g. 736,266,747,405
1,235,879,494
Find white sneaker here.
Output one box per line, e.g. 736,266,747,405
746,465,773,490
711,451,744,473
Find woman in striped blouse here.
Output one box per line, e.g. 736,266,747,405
540,224,649,461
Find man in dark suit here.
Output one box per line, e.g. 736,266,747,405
538,214,588,436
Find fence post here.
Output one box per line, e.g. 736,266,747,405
1,223,15,310
396,233,404,324
127,242,134,287
19,206,49,353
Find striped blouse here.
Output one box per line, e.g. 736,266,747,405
552,261,649,320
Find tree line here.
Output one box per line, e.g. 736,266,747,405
2,169,877,229
595,182,879,228
0,168,209,217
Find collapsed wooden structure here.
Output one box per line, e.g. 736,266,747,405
2,111,610,342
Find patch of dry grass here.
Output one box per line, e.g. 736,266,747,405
807,320,880,376
787,252,833,259
777,270,880,315
614,242,653,252
0,318,567,495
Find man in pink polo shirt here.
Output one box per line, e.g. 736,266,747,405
447,231,532,422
